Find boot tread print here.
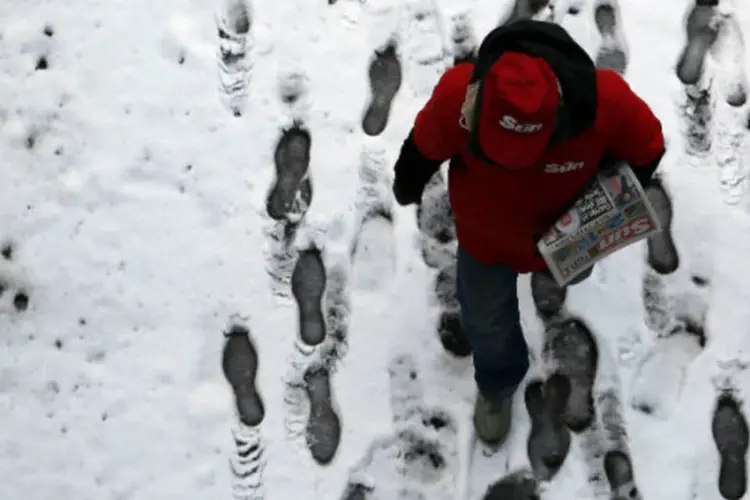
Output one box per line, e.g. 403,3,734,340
473,392,513,447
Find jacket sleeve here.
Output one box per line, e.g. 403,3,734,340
606,72,666,183
410,65,469,161
392,65,471,205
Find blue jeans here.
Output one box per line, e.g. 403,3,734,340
456,246,591,403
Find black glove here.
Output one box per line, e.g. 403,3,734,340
393,131,443,206
599,149,665,188
631,148,665,188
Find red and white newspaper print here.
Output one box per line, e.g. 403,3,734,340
537,164,662,286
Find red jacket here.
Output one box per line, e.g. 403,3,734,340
410,63,665,272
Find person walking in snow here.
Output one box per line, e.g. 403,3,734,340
391,20,666,447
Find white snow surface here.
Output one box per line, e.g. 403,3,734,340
1,0,750,499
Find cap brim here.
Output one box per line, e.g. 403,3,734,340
478,124,553,169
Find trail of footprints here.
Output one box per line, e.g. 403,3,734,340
283,247,347,465
216,1,750,498
633,177,708,417
263,75,314,300
279,144,397,464
675,0,749,204
419,172,470,358
633,118,750,499
350,144,397,292
529,272,641,500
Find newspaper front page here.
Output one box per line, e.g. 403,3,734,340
537,164,662,286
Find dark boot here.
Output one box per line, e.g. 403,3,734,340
473,391,513,447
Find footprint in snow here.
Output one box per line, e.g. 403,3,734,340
568,387,638,500
450,12,477,66
543,318,599,433
604,450,643,500
417,174,467,357
645,177,679,276
636,269,708,416
433,263,471,357
564,0,585,16
597,387,642,498
525,375,572,480
389,354,427,425
712,391,750,500
397,419,454,486
417,172,456,271
389,355,458,487
643,270,709,343
530,271,567,322
339,354,458,499
499,0,554,26
641,268,671,335
644,210,707,327
551,0,585,21
340,484,369,500
715,105,749,206
291,246,327,346
481,469,540,500
680,75,714,157
216,0,253,117
432,266,457,315
317,262,351,372
436,309,469,358
350,144,396,292
341,485,427,500
278,64,311,113
709,12,748,107
593,0,629,75
222,324,265,427
362,40,403,137
303,363,342,465
266,125,313,223
676,0,719,85
401,0,451,96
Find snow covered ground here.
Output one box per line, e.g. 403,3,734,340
2,0,750,499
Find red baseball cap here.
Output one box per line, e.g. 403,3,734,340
476,52,560,169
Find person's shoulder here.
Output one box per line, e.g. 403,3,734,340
431,63,474,105
592,68,663,159
593,69,650,131
594,69,642,110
